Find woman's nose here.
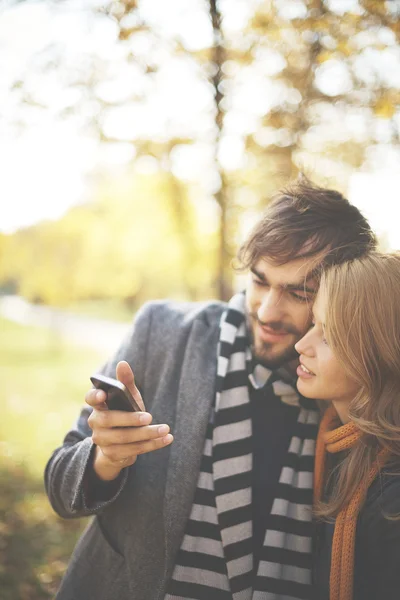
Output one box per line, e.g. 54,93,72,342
295,329,315,356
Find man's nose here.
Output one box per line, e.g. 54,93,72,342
257,289,283,323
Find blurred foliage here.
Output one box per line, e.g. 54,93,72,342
243,0,400,189
0,172,218,308
3,0,399,301
0,317,107,598
103,0,400,292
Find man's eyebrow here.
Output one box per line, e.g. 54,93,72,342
285,282,317,294
250,267,317,294
250,267,267,281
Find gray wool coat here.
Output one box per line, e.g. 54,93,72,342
45,300,226,600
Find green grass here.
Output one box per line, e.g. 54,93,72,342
0,317,109,599
0,317,108,478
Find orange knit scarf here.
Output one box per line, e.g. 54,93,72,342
314,405,389,600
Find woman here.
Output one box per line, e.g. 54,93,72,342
294,252,400,600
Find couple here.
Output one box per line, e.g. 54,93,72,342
45,179,400,600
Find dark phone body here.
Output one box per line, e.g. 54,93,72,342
90,374,141,412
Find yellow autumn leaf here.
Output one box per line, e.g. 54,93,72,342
316,51,334,64
374,99,396,119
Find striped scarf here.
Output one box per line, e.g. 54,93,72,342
166,292,319,600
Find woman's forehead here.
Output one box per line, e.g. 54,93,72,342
313,290,326,322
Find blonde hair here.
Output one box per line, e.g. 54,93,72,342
316,251,400,518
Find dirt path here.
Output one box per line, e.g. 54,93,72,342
0,295,130,353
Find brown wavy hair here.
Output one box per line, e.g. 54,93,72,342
237,178,377,270
316,252,400,519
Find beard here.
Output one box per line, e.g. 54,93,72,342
247,313,302,369
251,338,300,369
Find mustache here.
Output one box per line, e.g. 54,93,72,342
248,312,300,336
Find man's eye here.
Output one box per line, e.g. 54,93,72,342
253,278,267,287
290,292,309,303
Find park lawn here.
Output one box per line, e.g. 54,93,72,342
0,316,108,478
0,317,109,600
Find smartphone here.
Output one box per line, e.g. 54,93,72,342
90,373,142,412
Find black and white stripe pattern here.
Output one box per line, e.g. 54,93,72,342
166,292,318,600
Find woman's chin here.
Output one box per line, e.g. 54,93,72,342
297,377,319,399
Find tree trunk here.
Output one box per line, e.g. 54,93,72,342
209,0,232,301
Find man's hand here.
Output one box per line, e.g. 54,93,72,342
86,360,173,481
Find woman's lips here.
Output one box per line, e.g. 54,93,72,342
297,362,316,379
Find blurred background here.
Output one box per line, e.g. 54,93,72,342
1,0,400,597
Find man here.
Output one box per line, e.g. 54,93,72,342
45,179,376,600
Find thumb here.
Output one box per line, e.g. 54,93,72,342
116,360,146,412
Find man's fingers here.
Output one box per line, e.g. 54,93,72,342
116,361,145,412
100,435,174,463
115,360,135,386
91,423,170,446
85,388,108,410
88,409,152,430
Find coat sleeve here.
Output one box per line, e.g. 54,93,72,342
44,302,154,519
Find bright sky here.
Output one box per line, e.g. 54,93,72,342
0,0,400,249
349,172,400,249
